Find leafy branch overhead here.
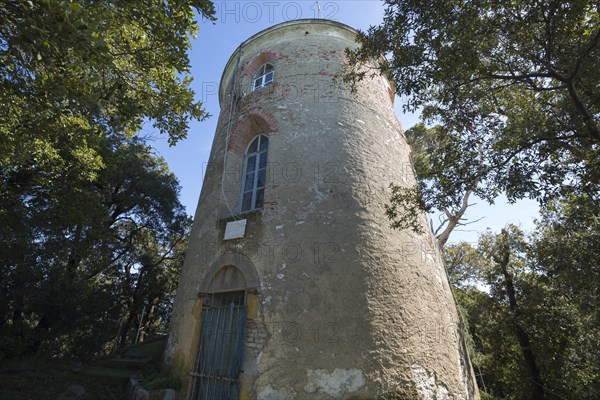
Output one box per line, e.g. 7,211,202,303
347,0,599,241
0,0,216,357
1,0,215,173
385,124,483,247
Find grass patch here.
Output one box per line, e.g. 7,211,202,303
0,357,126,400
142,373,182,391
137,361,182,392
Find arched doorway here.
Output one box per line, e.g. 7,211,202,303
189,253,260,400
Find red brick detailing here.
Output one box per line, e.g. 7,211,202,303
227,108,280,155
242,49,283,78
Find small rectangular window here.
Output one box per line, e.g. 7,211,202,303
253,63,274,91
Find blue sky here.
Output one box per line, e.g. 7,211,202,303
151,1,539,244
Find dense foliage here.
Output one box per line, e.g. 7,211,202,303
447,214,599,399
0,0,215,357
348,0,599,239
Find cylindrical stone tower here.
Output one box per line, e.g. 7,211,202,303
165,19,480,400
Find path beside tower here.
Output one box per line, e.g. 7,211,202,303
164,19,480,400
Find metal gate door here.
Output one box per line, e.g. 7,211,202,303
190,291,247,400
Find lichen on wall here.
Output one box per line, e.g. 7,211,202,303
304,368,365,398
257,385,296,400
411,364,463,400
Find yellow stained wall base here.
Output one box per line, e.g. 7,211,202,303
239,386,251,400
239,292,258,399
169,297,204,399
246,293,258,320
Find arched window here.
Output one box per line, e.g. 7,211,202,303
253,63,274,91
240,135,268,212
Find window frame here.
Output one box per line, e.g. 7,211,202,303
239,135,268,213
252,63,274,91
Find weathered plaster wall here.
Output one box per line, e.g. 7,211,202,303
164,19,480,400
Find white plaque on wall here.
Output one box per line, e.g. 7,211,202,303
224,219,247,240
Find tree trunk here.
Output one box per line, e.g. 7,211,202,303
437,190,472,248
23,313,53,356
139,300,159,343
119,312,136,347
499,230,545,400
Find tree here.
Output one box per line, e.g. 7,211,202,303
445,221,599,399
347,0,599,236
445,226,546,399
0,137,192,357
532,193,600,312
1,0,215,170
530,195,600,397
385,124,482,247
0,0,214,357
